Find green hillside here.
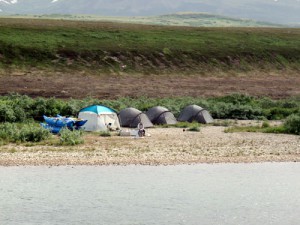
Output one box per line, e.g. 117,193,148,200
0,18,299,74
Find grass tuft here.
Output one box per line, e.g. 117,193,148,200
99,131,112,137
59,128,84,146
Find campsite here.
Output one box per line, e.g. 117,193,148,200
1,2,300,224
0,93,299,166
0,18,300,166
1,119,300,166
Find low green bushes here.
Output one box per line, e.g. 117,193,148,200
225,113,300,135
0,93,299,122
0,104,16,122
59,128,84,145
284,113,300,135
99,131,112,137
187,124,201,132
0,123,51,143
0,122,86,145
210,102,263,120
224,125,286,134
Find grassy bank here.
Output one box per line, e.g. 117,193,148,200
0,18,300,74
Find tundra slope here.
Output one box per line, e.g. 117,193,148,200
0,19,300,99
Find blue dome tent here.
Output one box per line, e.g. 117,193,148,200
78,105,120,132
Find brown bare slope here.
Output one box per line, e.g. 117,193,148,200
0,70,299,99
0,18,300,99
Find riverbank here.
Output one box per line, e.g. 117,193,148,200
1,121,299,166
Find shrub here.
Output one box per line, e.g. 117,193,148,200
284,114,300,135
212,120,233,127
261,120,270,128
187,124,201,132
214,93,255,105
59,128,84,145
174,122,192,128
0,104,16,122
263,126,286,134
13,106,27,122
211,103,262,120
0,94,299,123
263,107,299,120
0,123,50,142
99,131,112,137
31,97,65,120
0,123,17,140
15,124,51,142
224,125,286,134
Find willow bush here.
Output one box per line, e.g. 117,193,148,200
0,93,299,122
284,113,300,135
59,128,84,146
0,123,51,143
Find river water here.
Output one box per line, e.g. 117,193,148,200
0,163,300,225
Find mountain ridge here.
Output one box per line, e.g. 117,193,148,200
22,12,283,28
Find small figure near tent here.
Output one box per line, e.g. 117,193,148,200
137,122,145,137
107,123,113,131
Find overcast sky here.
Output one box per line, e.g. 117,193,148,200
1,0,300,24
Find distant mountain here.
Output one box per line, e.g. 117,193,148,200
34,13,282,28
0,0,300,25
141,13,282,27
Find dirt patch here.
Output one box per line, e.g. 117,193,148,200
0,70,299,99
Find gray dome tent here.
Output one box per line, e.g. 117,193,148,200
146,106,177,125
178,105,214,124
118,107,153,128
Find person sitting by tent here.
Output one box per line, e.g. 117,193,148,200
137,122,145,137
107,123,113,131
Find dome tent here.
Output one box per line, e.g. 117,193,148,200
118,107,153,128
146,106,177,125
78,105,120,132
178,105,214,124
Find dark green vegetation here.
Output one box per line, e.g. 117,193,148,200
0,122,50,144
0,122,84,145
0,93,299,144
225,114,300,135
1,93,299,122
187,124,201,132
0,18,300,74
59,128,84,145
99,131,112,137
157,121,201,132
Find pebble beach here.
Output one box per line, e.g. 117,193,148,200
0,121,299,166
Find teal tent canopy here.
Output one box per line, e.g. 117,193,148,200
80,105,116,114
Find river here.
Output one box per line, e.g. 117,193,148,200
0,163,300,225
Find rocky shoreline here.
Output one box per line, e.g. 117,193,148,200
1,122,299,166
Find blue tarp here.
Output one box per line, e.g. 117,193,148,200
41,115,87,134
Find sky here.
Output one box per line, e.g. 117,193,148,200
0,0,299,24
